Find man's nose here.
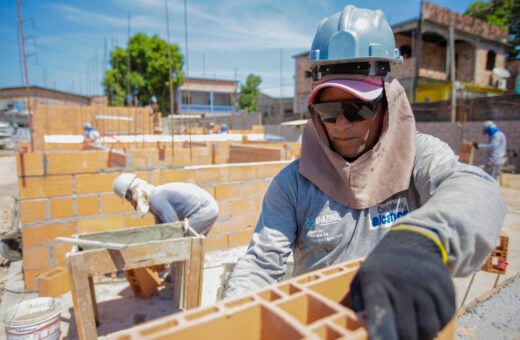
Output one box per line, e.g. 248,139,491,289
335,112,354,129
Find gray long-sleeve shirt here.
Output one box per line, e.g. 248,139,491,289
478,130,507,165
149,183,219,235
225,133,505,297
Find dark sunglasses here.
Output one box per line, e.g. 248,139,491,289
310,96,384,123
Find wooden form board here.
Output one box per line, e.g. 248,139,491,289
66,221,204,340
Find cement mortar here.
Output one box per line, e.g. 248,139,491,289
455,273,520,339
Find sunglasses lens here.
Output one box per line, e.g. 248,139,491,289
312,99,380,123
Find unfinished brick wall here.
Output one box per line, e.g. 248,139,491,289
416,121,520,170
17,146,290,290
31,105,155,151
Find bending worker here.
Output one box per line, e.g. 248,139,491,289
113,173,219,236
225,5,505,340
473,120,507,179
82,123,101,146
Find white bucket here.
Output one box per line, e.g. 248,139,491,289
3,297,61,340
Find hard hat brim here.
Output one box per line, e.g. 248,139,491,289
306,78,384,105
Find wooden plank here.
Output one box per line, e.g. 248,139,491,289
67,253,98,340
186,237,205,309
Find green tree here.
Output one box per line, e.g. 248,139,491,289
103,33,184,114
238,74,262,113
465,0,520,59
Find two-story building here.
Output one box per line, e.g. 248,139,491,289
293,1,511,116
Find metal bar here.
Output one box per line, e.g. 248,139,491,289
56,237,128,250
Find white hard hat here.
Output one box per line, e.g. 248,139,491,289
483,120,495,129
113,173,137,199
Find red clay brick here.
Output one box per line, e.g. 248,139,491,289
123,214,156,228
77,215,124,234
23,246,50,270
46,152,106,175
256,161,288,178
214,183,242,200
16,152,45,177
24,268,50,291
38,266,71,297
22,222,76,247
203,235,229,252
241,181,269,198
75,173,118,194
76,195,99,216
229,164,257,181
231,198,259,217
20,199,47,224
19,175,74,199
100,194,133,213
195,167,229,184
228,228,254,248
53,243,74,266
50,198,74,219
161,168,195,183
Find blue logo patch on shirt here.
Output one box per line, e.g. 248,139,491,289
305,218,315,229
369,198,409,229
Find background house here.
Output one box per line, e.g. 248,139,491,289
293,1,514,117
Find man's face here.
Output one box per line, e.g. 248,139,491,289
316,87,385,160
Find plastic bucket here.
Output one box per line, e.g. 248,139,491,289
3,297,61,340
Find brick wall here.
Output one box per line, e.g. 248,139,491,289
416,121,520,170
17,147,290,290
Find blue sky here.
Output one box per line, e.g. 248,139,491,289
0,0,477,98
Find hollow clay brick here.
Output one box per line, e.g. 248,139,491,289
107,259,454,339
38,266,71,297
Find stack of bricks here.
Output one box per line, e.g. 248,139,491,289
17,146,289,290
108,259,454,339
482,231,509,274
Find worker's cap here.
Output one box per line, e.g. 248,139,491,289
113,173,137,199
482,120,496,133
306,78,384,105
83,123,93,129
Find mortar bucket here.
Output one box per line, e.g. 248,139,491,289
3,297,61,340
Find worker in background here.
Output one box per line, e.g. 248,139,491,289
225,5,505,340
220,123,228,134
473,120,507,179
113,173,219,236
82,123,101,147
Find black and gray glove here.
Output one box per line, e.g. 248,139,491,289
347,228,455,340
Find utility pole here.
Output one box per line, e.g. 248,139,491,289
279,49,284,116
17,0,34,151
126,13,131,106
17,0,29,87
164,0,174,117
164,0,175,159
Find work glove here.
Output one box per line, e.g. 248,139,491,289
473,142,479,149
346,227,455,340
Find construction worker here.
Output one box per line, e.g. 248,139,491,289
113,173,219,236
225,5,506,340
473,120,507,179
82,123,101,147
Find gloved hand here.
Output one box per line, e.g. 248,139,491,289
473,142,479,149
346,228,455,340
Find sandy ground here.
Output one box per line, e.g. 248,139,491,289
0,150,518,339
